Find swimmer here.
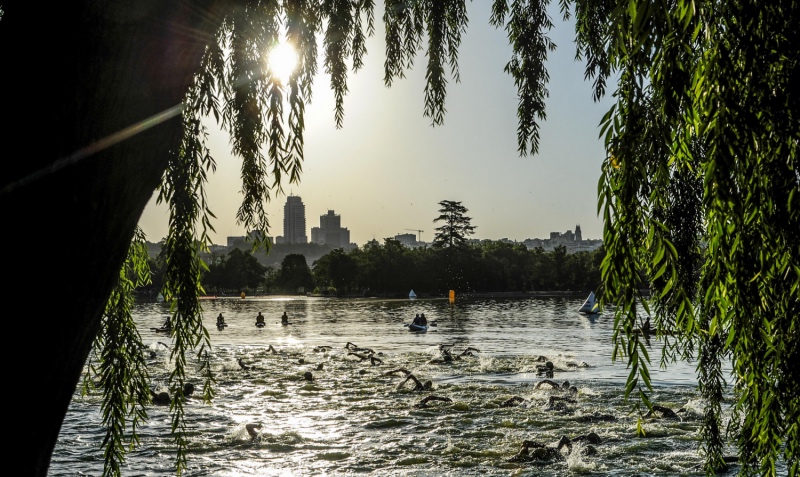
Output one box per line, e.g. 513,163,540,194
645,404,680,420
397,373,433,392
534,379,565,390
548,433,601,456
536,361,554,378
347,351,372,362
508,438,567,462
383,368,412,377
245,423,262,440
501,395,527,408
575,411,617,422
414,395,452,408
458,347,481,357
313,345,333,352
544,395,577,412
344,342,374,354
150,382,195,405
267,344,278,354
238,358,257,370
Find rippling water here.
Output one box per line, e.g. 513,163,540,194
51,295,744,476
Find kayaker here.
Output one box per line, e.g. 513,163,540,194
256,312,265,326
160,316,172,330
642,316,651,335
216,313,225,326
281,311,289,325
419,313,428,326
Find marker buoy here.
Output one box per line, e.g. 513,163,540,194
241,292,246,299
449,290,455,304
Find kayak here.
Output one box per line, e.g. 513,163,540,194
408,323,428,333
255,322,265,328
150,327,171,333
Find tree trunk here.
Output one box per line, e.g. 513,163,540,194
1,2,224,475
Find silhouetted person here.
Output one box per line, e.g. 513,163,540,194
383,368,412,377
397,374,432,392
151,383,194,405
414,395,452,408
501,395,527,408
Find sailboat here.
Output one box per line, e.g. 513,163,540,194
578,291,601,314
409,289,417,299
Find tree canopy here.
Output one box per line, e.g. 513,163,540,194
432,200,477,249
3,1,797,476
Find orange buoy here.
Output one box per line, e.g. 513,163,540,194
241,292,246,299
449,290,455,304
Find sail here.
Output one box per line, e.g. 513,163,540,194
409,289,417,299
578,291,600,314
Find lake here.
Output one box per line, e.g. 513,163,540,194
50,295,745,476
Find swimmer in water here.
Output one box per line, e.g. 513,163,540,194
543,394,577,412
150,382,195,406
345,353,381,365
345,342,374,354
397,373,433,392
245,423,262,440
501,395,528,408
383,368,412,377
238,358,257,370
645,404,680,420
508,438,569,462
414,395,452,408
534,379,568,390
458,347,481,357
536,361,554,378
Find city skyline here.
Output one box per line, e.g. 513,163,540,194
138,3,612,247
226,195,595,249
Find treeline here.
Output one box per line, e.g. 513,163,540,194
143,239,605,297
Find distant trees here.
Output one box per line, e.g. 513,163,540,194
312,248,358,295
203,248,266,293
276,254,314,294
307,239,605,296
432,200,476,249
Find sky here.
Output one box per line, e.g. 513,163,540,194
138,3,615,247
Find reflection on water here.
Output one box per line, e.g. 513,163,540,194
50,296,743,476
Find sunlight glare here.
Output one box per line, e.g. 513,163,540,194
268,42,298,85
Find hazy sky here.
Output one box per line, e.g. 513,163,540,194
138,3,614,247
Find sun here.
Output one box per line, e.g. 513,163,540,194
268,42,298,85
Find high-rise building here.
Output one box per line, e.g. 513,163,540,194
575,224,582,242
310,209,351,249
282,195,307,244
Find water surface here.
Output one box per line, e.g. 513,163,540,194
51,296,743,476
